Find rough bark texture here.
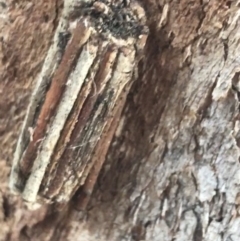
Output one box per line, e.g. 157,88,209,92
1,0,240,240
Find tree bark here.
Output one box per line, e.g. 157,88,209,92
1,0,240,240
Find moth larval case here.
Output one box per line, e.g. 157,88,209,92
10,0,149,208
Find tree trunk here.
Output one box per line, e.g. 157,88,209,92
1,0,240,240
